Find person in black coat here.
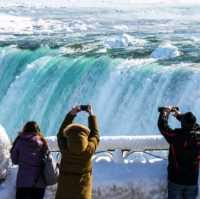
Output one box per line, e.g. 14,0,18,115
158,107,200,199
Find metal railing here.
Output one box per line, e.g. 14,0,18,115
46,135,169,163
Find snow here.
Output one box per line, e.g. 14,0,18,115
2,158,200,199
0,167,17,199
93,161,168,199
0,125,11,180
46,135,169,153
0,134,199,199
0,158,168,199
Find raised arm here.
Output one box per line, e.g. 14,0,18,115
57,106,80,151
85,106,100,156
158,109,176,143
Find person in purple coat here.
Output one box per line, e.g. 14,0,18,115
10,121,48,199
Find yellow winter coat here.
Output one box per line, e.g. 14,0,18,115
55,113,100,199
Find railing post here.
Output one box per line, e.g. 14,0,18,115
112,149,124,163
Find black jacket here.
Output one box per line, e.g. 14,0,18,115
158,112,200,185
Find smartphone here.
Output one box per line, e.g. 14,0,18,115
80,105,89,111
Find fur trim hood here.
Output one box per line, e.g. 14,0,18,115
63,123,90,137
63,123,90,155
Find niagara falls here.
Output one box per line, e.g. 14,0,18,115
1,0,200,198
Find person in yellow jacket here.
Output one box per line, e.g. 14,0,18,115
55,105,100,199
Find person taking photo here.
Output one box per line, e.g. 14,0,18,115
56,105,100,199
158,106,200,199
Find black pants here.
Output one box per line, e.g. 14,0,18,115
16,188,45,199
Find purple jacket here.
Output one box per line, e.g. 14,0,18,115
11,132,46,188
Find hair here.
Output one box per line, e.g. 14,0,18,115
11,121,48,153
22,121,41,133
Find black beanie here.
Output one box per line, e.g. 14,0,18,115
181,112,196,128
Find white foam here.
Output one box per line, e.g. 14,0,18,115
68,20,95,32
1,0,200,8
191,37,200,43
0,14,33,35
59,42,99,55
151,42,181,60
0,35,16,42
0,14,95,37
34,19,67,34
113,25,129,32
104,33,146,49
115,58,154,70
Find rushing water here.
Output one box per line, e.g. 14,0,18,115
0,1,200,137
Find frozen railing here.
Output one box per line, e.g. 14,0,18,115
46,135,169,163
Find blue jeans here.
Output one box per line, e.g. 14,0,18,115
168,181,198,199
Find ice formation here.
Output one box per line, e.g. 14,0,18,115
104,34,145,49
151,43,181,60
0,125,11,180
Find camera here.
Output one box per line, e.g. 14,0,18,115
80,105,89,111
158,106,179,113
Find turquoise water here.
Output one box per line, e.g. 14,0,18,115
1,3,200,137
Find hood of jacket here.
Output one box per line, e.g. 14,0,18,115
63,124,89,155
19,132,43,147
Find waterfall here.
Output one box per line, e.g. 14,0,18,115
1,46,200,137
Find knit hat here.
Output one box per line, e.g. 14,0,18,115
180,112,196,129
